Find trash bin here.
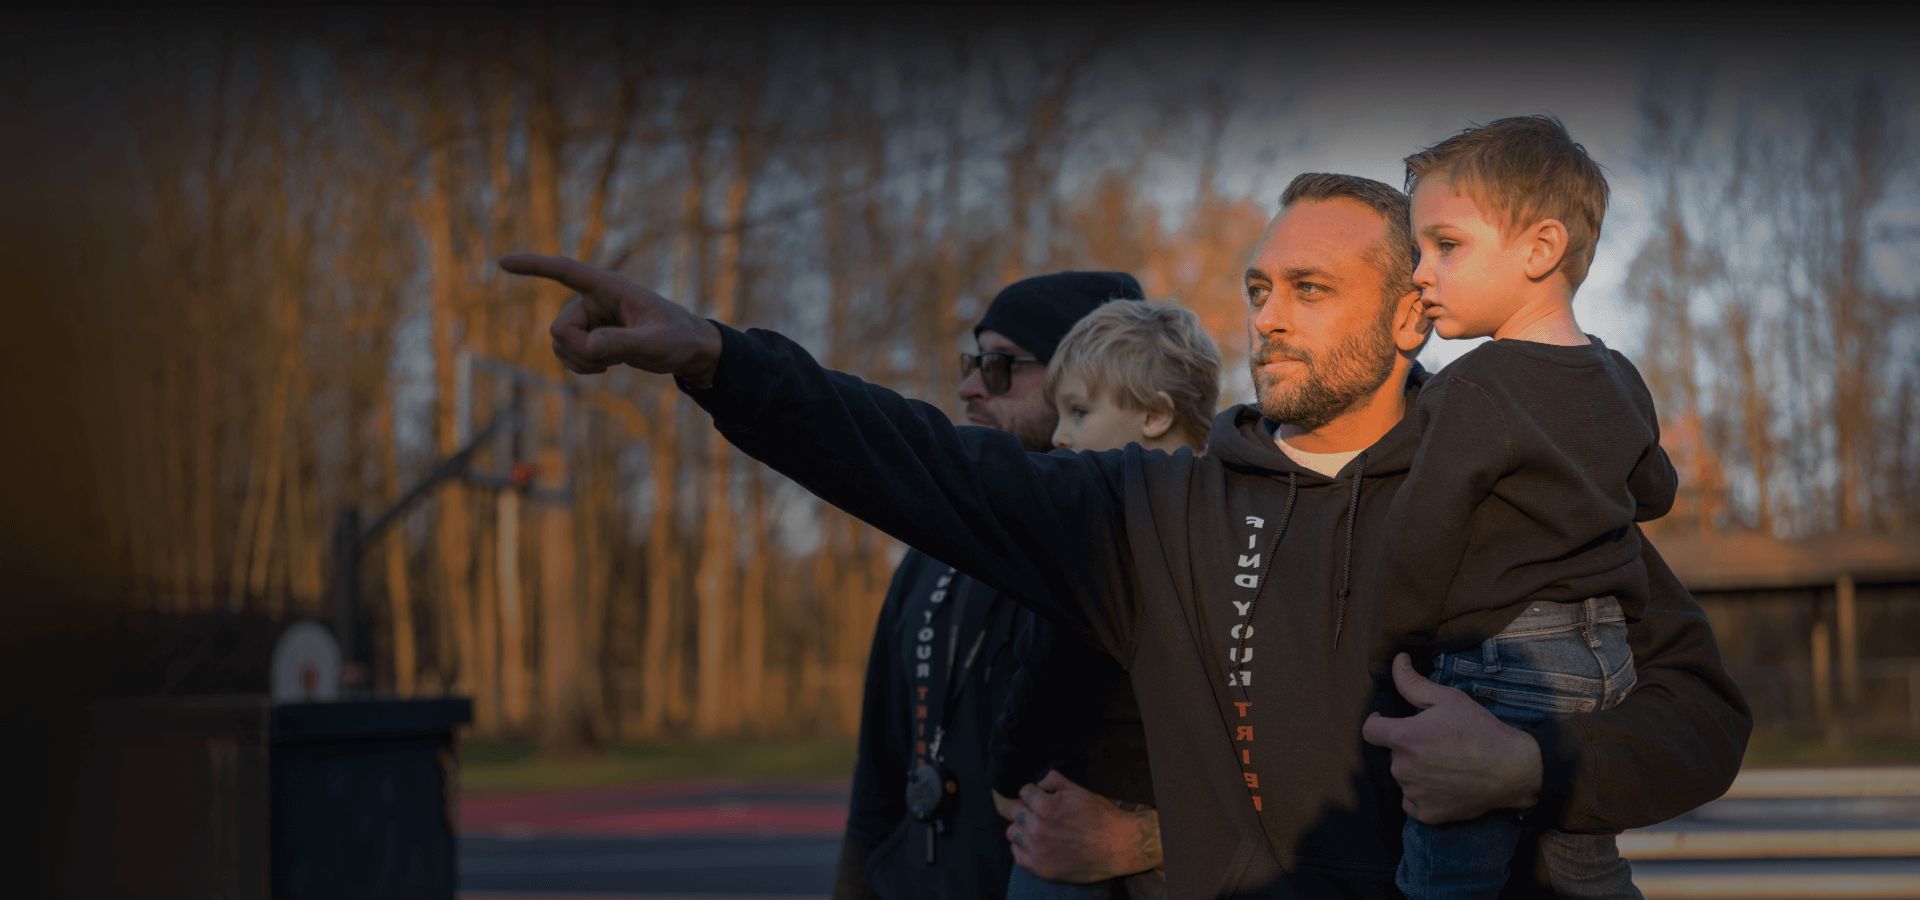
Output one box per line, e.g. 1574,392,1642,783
73,695,472,900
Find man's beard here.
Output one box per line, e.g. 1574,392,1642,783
1010,417,1055,453
1248,310,1397,432
966,402,1057,453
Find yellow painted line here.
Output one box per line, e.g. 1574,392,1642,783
1620,828,1920,860
1636,873,1920,899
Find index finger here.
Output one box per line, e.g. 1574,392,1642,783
499,253,629,301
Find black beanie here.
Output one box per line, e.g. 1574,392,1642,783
972,271,1145,363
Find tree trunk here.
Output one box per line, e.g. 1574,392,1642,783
738,471,771,733
420,119,479,711
245,356,293,610
498,487,530,730
383,389,419,696
537,495,590,752
640,383,683,737
522,24,598,754
472,500,501,734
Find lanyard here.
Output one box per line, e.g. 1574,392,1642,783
911,568,992,764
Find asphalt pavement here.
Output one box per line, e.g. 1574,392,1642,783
458,768,1920,900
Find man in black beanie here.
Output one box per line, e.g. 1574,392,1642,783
833,271,1148,900
960,271,1145,450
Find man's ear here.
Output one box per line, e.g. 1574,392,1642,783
1524,218,1570,281
1141,392,1176,440
1391,289,1430,354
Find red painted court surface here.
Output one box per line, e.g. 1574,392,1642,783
461,779,852,839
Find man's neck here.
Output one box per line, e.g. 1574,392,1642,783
1274,359,1413,454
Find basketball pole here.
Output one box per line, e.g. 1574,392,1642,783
330,411,515,695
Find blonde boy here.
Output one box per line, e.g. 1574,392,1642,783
1044,299,1222,453
1387,115,1675,899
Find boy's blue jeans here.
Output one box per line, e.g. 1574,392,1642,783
1397,597,1644,900
1008,865,1165,900
1007,865,1118,900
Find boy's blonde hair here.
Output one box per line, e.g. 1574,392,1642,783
1046,299,1222,449
1403,115,1609,291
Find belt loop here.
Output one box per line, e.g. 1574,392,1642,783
1480,638,1500,674
1582,597,1602,649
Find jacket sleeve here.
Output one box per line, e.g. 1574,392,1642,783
833,564,912,900
680,322,1141,659
1628,443,1679,522
1621,349,1679,522
1522,529,1752,831
1384,374,1511,636
989,614,1063,799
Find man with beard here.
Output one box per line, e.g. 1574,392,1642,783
499,172,1749,897
828,272,1159,899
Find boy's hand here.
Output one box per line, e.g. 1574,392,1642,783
498,253,723,385
1362,652,1542,824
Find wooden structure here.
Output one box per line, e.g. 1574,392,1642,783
1650,528,1920,742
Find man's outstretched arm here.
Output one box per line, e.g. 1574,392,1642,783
1364,530,1751,830
499,253,1140,656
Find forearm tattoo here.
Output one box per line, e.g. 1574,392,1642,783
1129,808,1163,869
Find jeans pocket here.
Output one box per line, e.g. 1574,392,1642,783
1468,681,1600,722
1585,613,1637,709
1439,599,1638,726
1602,634,1638,709
1435,646,1606,727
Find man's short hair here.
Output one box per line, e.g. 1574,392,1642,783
1402,115,1609,291
1046,299,1222,449
1279,173,1416,307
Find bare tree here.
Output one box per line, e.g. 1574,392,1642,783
1631,65,1917,537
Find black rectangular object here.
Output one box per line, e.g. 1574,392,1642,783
73,696,472,900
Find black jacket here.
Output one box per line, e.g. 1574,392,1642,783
687,324,1751,898
834,549,1022,900
990,613,1155,808
1384,337,1680,656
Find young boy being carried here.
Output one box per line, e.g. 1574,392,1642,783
1388,115,1676,899
992,298,1222,900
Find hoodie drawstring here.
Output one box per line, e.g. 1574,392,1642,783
1232,456,1369,697
1232,471,1296,702
1332,456,1365,650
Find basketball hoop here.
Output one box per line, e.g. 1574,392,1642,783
510,461,538,489
455,348,576,501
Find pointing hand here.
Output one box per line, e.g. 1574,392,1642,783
498,253,723,384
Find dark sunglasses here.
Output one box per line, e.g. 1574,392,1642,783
959,350,1042,396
